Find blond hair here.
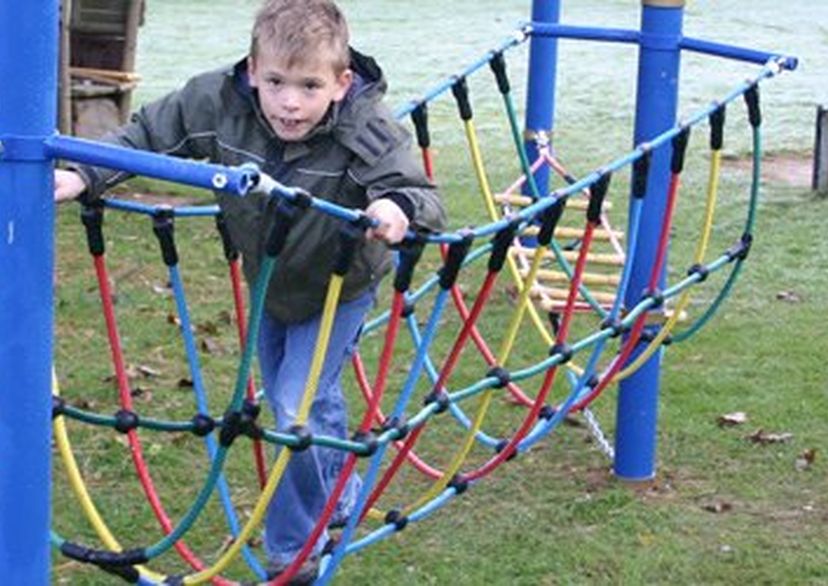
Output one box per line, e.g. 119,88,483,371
250,0,350,73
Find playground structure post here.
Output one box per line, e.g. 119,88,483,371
614,0,685,482
523,0,561,198
814,104,828,193
0,0,58,583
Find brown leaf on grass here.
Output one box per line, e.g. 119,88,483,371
703,501,733,514
746,428,794,445
775,290,803,303
177,377,194,389
103,363,161,386
196,321,220,336
200,337,223,355
795,448,817,471
152,283,171,296
717,411,748,427
215,535,235,557
71,397,97,410
217,310,233,325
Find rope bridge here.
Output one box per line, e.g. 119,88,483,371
47,24,794,586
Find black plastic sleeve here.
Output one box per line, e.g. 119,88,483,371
81,202,105,256
214,212,239,262
587,172,612,224
537,199,566,246
264,200,298,258
439,234,473,289
411,103,431,149
451,76,473,121
710,105,726,151
488,220,519,272
744,85,762,128
671,127,691,174
393,241,424,292
152,211,178,267
489,51,510,94
632,150,652,199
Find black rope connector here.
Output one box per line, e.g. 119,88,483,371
587,171,612,224
485,366,511,389
710,104,726,151
113,409,139,434
488,220,519,273
632,149,653,199
287,424,313,452
401,301,417,318
489,51,511,94
600,316,626,338
219,409,244,447
61,542,148,567
80,201,106,256
448,474,469,495
214,212,239,262
101,563,141,583
162,576,185,586
646,288,664,309
352,430,378,457
424,390,450,414
410,102,431,149
265,200,299,258
152,209,179,267
451,76,474,121
333,221,364,276
687,263,710,282
727,233,753,261
52,396,66,420
587,374,600,389
385,509,409,532
495,439,518,461
670,127,692,174
744,84,762,128
538,404,556,420
549,342,573,364
381,415,410,440
191,413,216,437
537,197,566,247
240,405,264,441
438,233,473,290
242,399,261,420
394,240,425,293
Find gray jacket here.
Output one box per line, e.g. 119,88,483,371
76,51,446,322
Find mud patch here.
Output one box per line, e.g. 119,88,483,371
724,152,813,188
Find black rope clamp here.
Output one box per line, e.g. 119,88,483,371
726,232,753,262
80,201,106,256
152,208,179,267
537,197,566,246
381,415,410,440
495,439,518,461
385,509,409,531
333,220,365,276
587,171,612,224
600,316,626,338
448,473,469,495
451,76,474,121
287,424,313,452
61,542,148,567
401,301,416,318
710,104,726,151
439,232,473,290
549,342,573,364
240,407,264,441
489,51,511,94
645,288,664,309
488,219,519,273
744,84,762,128
52,396,66,420
485,366,511,389
162,576,185,586
393,240,425,293
351,430,378,457
113,409,139,434
191,413,216,437
219,410,243,447
538,404,556,420
671,127,692,174
101,563,142,583
632,149,653,199
687,263,710,282
424,390,450,414
214,212,239,262
264,200,299,258
410,102,431,149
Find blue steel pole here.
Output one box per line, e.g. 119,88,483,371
614,0,684,482
0,0,58,583
523,0,561,199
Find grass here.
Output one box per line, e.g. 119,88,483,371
49,5,828,584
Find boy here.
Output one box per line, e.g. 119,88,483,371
55,0,445,582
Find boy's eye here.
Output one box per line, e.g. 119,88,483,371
267,77,282,87
304,80,322,91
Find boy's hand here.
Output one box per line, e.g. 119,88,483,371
54,169,87,203
365,198,410,244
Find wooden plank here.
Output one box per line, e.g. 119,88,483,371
495,193,613,211
814,105,828,192
510,244,625,267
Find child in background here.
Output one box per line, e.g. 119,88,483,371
55,0,445,582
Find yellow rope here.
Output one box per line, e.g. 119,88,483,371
52,370,167,583
614,150,722,381
184,275,345,584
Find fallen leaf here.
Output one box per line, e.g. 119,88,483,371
775,290,802,303
746,428,794,445
703,501,733,514
177,377,194,389
217,310,233,325
197,321,220,336
795,448,817,471
717,411,748,427
201,337,223,355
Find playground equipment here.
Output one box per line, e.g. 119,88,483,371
0,1,797,584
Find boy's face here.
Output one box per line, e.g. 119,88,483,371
248,48,353,142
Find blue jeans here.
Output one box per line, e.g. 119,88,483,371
258,289,372,565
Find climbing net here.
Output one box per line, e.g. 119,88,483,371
51,25,794,586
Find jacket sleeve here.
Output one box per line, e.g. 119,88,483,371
343,106,447,234
71,74,218,199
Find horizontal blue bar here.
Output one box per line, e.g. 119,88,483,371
528,22,640,45
45,135,257,196
103,198,219,217
680,36,798,70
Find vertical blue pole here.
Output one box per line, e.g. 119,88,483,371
0,0,58,583
523,0,561,198
614,0,684,481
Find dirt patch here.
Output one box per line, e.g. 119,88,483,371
724,152,813,188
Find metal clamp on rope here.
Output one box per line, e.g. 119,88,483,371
726,232,753,261
632,148,653,199
744,85,762,128
710,104,726,151
287,424,313,452
438,232,473,290
670,126,692,174
410,102,431,149
424,389,450,414
113,409,139,434
385,509,409,532
451,76,474,121
351,430,378,457
215,212,239,262
489,51,511,94
587,171,612,224
488,219,519,273
393,239,425,293
448,473,469,495
81,201,106,257
495,439,518,461
152,207,179,267
537,197,566,246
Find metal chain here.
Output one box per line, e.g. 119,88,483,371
582,407,615,461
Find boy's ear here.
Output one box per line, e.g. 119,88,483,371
332,68,353,102
247,55,258,87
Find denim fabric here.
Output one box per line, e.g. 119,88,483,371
258,288,373,565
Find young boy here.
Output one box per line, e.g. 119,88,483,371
56,0,445,581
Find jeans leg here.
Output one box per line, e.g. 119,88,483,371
260,289,373,564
